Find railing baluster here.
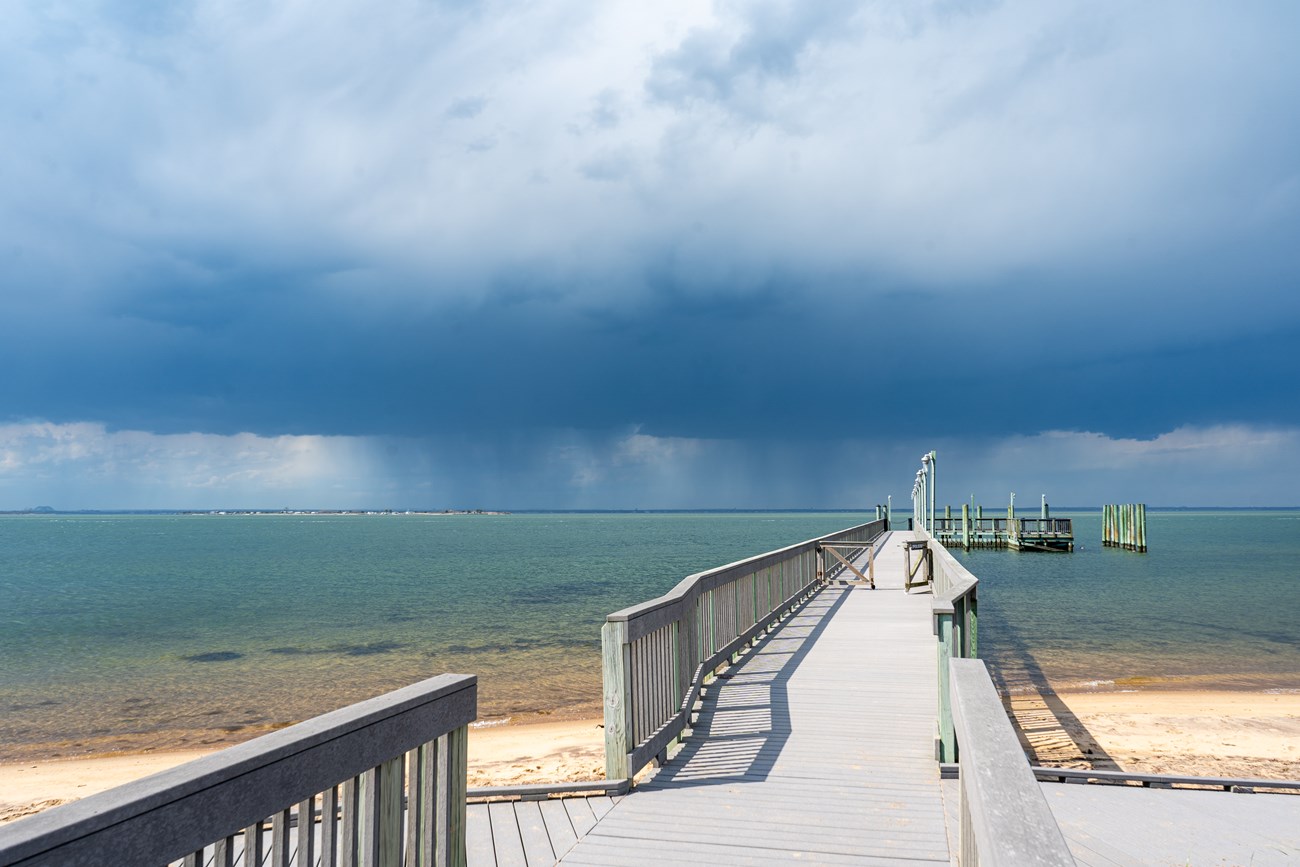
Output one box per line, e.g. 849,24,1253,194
320,785,339,867
215,835,236,867
297,796,316,867
244,820,265,867
271,807,291,867
340,776,359,867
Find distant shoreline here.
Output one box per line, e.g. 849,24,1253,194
5,506,1300,516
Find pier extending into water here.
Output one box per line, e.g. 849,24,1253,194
1,482,1295,865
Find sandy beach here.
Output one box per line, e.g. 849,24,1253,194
0,717,606,825
1005,688,1300,782
4,689,1299,826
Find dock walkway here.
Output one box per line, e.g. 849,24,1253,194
553,531,951,865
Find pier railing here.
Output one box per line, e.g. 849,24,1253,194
916,527,979,762
0,673,476,867
601,519,887,782
949,658,1074,867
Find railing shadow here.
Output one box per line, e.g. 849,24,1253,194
635,585,853,789
986,615,1121,771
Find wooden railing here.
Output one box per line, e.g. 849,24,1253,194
0,674,476,867
1018,518,1073,535
601,519,887,782
949,659,1074,867
918,527,979,762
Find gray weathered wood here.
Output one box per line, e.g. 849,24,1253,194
485,803,526,867
537,800,578,860
0,674,475,867
512,801,554,866
600,620,631,782
563,535,961,865
949,658,1073,867
467,780,624,800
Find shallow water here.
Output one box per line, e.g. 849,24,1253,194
1,510,1297,760
0,512,869,758
962,510,1300,694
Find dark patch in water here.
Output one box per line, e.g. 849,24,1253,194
341,641,404,656
268,642,407,657
183,651,243,663
8,699,61,712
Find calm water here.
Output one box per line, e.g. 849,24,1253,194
967,510,1300,694
0,512,872,759
2,511,1298,760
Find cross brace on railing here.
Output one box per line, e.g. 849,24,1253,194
817,542,875,589
904,540,931,591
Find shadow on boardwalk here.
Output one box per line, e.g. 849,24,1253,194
642,587,853,789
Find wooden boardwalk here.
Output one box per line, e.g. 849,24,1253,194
466,795,622,866
554,531,951,865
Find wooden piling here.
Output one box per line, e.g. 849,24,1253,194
1102,503,1146,552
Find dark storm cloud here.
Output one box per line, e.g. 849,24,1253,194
2,0,1300,507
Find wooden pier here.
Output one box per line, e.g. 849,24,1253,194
564,533,951,864
2,511,1296,866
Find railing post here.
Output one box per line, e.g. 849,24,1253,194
602,620,633,782
968,589,978,658
445,725,468,867
937,611,956,762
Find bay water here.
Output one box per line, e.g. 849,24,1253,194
1,511,1297,761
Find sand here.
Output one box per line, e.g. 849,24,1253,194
1005,689,1300,782
5,690,1300,826
0,717,605,825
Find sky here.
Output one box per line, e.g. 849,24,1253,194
2,0,1299,509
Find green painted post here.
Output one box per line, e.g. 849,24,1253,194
937,612,956,762
968,591,978,658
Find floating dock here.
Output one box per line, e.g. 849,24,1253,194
928,497,1074,552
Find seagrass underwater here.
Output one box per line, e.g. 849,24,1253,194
1,510,1298,783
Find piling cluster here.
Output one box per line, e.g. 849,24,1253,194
1102,503,1147,552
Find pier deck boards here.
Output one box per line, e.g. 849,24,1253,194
556,531,952,865
1040,782,1300,866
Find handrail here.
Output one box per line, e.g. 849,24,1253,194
916,527,978,762
949,659,1074,867
0,673,477,867
602,519,887,782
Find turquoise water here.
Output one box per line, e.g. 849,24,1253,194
0,512,872,759
1,511,1298,760
963,511,1300,693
